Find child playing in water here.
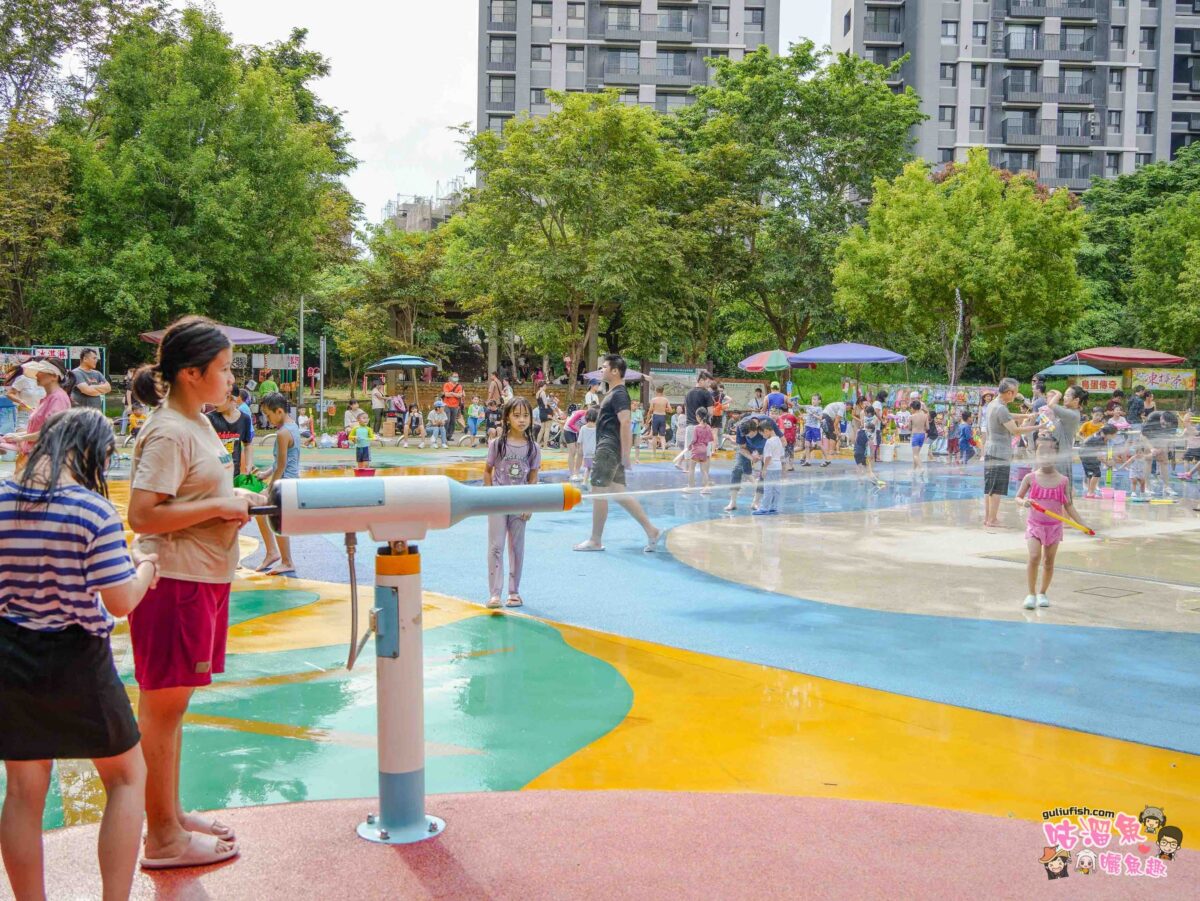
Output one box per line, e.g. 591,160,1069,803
957,411,977,467
672,405,686,449
579,408,598,482
483,397,540,608
256,393,299,577
1016,437,1089,610
755,425,785,515
1124,430,1152,499
686,407,715,493
352,411,375,466
630,400,644,463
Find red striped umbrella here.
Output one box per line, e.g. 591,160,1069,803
738,350,815,373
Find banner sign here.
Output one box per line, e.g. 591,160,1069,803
33,346,69,360
1078,376,1121,393
647,364,708,404
1129,368,1196,391
720,378,768,412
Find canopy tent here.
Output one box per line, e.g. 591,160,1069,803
584,367,644,382
140,324,278,346
1054,347,1188,367
367,354,439,371
1036,363,1105,377
737,350,815,373
787,342,907,365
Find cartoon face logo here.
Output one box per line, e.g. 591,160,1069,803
1138,806,1166,835
1157,826,1183,861
1039,846,1070,880
506,460,524,481
1075,850,1096,874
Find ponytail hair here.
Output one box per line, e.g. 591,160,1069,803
132,316,231,406
17,408,115,509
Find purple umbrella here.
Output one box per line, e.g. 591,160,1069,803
787,342,906,365
140,323,278,346
583,368,644,382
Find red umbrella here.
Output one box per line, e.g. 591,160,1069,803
1055,347,1187,367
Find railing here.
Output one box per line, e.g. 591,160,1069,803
487,16,517,31
1038,161,1094,189
1001,118,1102,144
486,95,516,112
1003,32,1100,60
1005,75,1098,102
990,152,1037,172
487,56,517,73
1008,0,1097,16
601,58,703,86
863,29,903,43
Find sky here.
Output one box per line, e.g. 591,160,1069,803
185,1,831,223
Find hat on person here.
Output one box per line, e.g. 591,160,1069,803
22,359,65,379
434,399,444,407
1038,846,1069,864
589,379,600,386
771,381,780,389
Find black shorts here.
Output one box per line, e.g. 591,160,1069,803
563,430,578,445
1186,448,1200,462
0,617,140,760
1081,458,1102,480
983,458,1011,496
821,415,836,440
651,414,667,437
590,445,625,488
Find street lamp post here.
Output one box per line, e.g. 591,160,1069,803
298,296,305,414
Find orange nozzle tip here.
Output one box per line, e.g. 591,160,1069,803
563,482,582,511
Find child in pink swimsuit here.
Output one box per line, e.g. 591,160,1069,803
1015,436,1089,611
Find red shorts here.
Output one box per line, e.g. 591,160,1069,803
128,577,230,691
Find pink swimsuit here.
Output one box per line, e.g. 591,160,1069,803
1026,478,1068,546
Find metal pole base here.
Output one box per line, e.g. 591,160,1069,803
357,813,445,845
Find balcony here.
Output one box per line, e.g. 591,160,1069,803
598,58,705,87
863,29,903,44
1003,32,1100,61
486,96,516,112
1003,75,1098,103
1180,0,1200,14
487,55,516,73
487,16,517,32
1007,0,1097,18
590,13,709,43
1001,118,1103,144
1038,161,1095,190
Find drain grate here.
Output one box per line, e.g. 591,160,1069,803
1075,586,1142,599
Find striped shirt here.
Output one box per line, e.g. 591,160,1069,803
0,481,135,636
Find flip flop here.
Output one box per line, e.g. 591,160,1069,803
486,597,502,609
268,568,298,578
181,812,235,841
254,558,281,573
573,541,606,552
505,595,523,608
643,531,665,553
140,833,239,870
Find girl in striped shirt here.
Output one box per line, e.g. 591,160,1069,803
0,408,160,900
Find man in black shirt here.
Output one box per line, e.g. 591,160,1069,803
574,353,663,553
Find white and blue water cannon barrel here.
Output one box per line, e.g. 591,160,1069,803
357,544,444,844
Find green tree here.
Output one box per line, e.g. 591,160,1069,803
0,115,72,340
331,303,400,398
667,44,924,352
444,91,684,399
834,149,1086,381
35,7,350,362
1127,193,1200,356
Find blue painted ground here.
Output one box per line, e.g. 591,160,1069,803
254,458,1200,756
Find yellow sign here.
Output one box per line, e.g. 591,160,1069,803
1129,368,1196,391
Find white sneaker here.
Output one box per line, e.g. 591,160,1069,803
1037,594,1050,608
1023,594,1037,610
419,442,425,448
401,441,408,448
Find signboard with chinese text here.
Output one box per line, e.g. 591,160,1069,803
1078,376,1120,393
1129,368,1196,391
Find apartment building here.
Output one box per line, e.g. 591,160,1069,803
478,1,781,133
831,0,1200,188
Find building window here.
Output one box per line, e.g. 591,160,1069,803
941,21,958,44
710,49,729,58
567,46,585,65
1109,69,1123,90
1105,152,1121,176
1139,28,1156,50
971,64,986,87
489,37,515,65
1107,110,1122,131
606,6,637,29
531,88,548,106
844,12,851,36
531,1,552,21
1111,26,1124,49
1136,152,1152,167
656,50,690,76
660,93,691,111
969,107,985,127
973,22,987,46
939,105,956,127
488,115,510,135
1138,69,1154,91
606,49,639,74
1144,0,1158,7
567,3,585,20
712,7,729,25
531,44,551,68
490,0,516,27
1137,111,1153,134
1114,0,1125,6
938,147,954,163
488,76,515,106
940,63,957,85
745,7,765,27
618,92,639,106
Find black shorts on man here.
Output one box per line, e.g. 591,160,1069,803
983,458,1011,496
590,445,625,488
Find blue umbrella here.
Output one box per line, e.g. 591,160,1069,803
1037,363,1105,377
367,354,438,371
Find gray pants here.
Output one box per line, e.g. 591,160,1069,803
488,514,527,598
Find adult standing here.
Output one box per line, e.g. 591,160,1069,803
535,382,552,447
70,349,111,411
820,399,847,466
125,316,259,869
765,381,787,413
1,360,73,465
5,364,45,434
1126,385,1146,424
647,385,671,454
442,372,465,440
119,369,135,434
1042,386,1087,484
487,371,502,406
711,383,727,435
370,378,387,431
573,354,662,553
673,371,715,469
982,377,1039,528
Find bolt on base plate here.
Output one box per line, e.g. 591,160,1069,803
356,815,445,845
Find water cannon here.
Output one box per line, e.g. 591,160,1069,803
251,474,581,846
